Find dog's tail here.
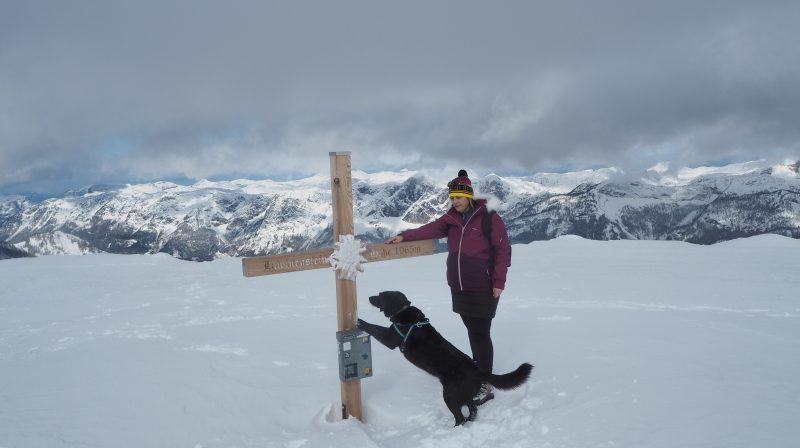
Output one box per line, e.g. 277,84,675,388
483,363,534,390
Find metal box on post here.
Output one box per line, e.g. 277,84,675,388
336,330,373,382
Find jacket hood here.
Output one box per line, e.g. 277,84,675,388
463,193,502,213
446,196,500,219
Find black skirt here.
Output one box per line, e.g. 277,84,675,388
451,289,498,319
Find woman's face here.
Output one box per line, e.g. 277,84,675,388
450,196,471,213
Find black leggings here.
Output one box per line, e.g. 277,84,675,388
460,315,494,374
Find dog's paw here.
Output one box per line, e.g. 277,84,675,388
357,318,368,330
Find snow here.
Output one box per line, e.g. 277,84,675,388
195,176,332,195
15,231,97,256
1,235,799,447
642,159,799,187
352,170,422,185
675,160,767,180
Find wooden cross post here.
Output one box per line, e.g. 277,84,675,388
241,151,436,422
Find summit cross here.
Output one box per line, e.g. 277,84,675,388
241,152,436,422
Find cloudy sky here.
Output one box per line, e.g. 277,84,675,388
2,0,798,195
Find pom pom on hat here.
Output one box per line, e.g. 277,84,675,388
448,169,473,198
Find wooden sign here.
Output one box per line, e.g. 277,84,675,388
242,248,333,277
242,240,435,278
364,240,435,263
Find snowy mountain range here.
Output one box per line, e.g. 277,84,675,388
2,160,799,261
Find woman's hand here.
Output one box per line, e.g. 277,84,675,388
385,235,404,244
493,288,503,299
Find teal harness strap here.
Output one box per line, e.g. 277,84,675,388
392,319,430,353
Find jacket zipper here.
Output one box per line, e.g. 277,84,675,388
455,205,484,291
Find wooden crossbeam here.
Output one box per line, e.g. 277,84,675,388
241,240,435,278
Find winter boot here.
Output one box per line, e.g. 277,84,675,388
473,383,495,406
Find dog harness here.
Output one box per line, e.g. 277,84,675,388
392,319,430,353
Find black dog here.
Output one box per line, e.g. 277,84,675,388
357,291,533,426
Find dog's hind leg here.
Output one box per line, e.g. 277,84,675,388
467,402,478,422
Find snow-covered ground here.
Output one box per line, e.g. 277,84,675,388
1,235,799,448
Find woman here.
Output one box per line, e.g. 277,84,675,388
385,170,512,403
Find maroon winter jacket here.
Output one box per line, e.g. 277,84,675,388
400,199,511,292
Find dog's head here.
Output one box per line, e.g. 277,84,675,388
368,291,411,319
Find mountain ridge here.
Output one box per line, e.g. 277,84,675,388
2,161,798,261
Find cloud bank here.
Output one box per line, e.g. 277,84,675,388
1,0,799,193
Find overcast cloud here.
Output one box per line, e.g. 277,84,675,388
1,0,799,194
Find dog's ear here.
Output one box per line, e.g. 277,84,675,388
389,291,411,306
380,291,407,300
